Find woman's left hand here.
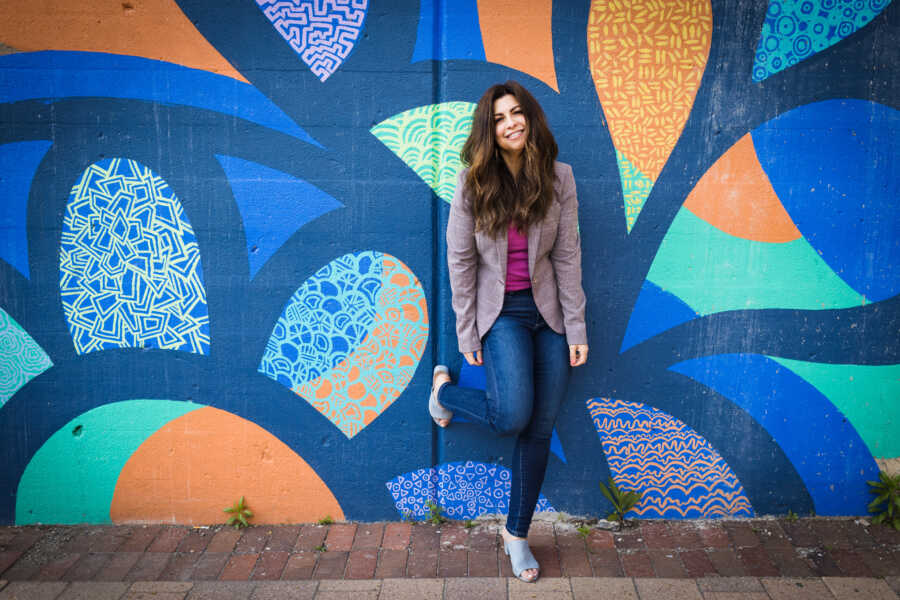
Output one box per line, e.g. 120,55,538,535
569,344,588,367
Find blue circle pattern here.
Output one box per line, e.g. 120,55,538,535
386,461,556,520
752,0,892,82
259,251,383,388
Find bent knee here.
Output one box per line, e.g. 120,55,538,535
493,414,530,437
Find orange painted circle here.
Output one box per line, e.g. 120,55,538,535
111,406,343,524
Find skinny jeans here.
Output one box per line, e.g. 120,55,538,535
437,289,570,538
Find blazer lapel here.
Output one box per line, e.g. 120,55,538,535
497,227,509,284
527,221,542,279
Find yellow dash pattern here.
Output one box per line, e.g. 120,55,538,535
587,0,712,182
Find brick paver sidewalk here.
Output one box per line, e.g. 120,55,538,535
0,577,898,599
0,518,898,598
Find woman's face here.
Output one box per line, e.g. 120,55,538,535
493,94,528,158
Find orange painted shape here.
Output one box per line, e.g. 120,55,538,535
478,0,559,92
588,0,712,180
0,0,248,83
683,134,802,243
110,406,343,524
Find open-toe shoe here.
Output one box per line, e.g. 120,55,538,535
428,365,453,427
503,538,540,583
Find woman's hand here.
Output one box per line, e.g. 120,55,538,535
569,344,588,367
464,350,483,366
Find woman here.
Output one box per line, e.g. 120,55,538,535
429,81,588,583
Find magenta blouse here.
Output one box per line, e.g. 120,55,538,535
505,224,531,292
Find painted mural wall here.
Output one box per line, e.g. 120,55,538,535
0,0,897,525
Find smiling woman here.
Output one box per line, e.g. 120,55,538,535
429,81,589,584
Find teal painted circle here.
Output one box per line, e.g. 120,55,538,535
16,400,202,524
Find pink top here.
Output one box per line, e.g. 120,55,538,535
505,224,531,292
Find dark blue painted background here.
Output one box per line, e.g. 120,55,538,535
0,0,898,524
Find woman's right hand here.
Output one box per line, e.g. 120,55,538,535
463,350,483,366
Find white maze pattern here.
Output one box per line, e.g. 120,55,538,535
258,0,368,82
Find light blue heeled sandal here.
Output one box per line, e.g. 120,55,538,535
504,537,540,583
428,365,453,427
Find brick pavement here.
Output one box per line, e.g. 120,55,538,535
0,518,896,598
0,577,898,599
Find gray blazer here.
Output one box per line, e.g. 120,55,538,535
447,161,587,353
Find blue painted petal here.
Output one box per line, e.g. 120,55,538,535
550,429,567,465
412,0,486,62
215,155,343,278
458,361,486,390
258,251,383,389
0,51,319,147
60,158,210,355
588,397,754,519
0,141,53,279
386,461,555,520
751,99,900,302
621,280,699,352
670,354,879,515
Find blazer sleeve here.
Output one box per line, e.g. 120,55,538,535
550,164,588,346
446,171,482,353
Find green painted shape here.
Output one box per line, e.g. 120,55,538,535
16,399,202,524
770,357,900,458
370,102,475,203
647,208,864,314
0,307,53,405
615,149,653,233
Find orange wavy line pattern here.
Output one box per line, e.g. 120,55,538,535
588,397,753,518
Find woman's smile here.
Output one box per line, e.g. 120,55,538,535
494,93,528,159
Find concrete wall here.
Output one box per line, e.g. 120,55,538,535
0,0,897,525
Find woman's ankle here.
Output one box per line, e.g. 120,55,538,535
433,370,451,389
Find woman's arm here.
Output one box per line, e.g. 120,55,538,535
446,171,482,354
550,165,588,350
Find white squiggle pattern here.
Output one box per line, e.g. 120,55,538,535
0,308,53,405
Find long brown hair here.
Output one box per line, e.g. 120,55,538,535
460,81,558,237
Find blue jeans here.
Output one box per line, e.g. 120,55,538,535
438,289,570,538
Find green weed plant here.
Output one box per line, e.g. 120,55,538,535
224,496,253,529
868,471,900,530
598,477,642,530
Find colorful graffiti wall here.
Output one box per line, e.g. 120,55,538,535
0,0,897,525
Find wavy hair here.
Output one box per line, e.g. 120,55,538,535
460,81,558,237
